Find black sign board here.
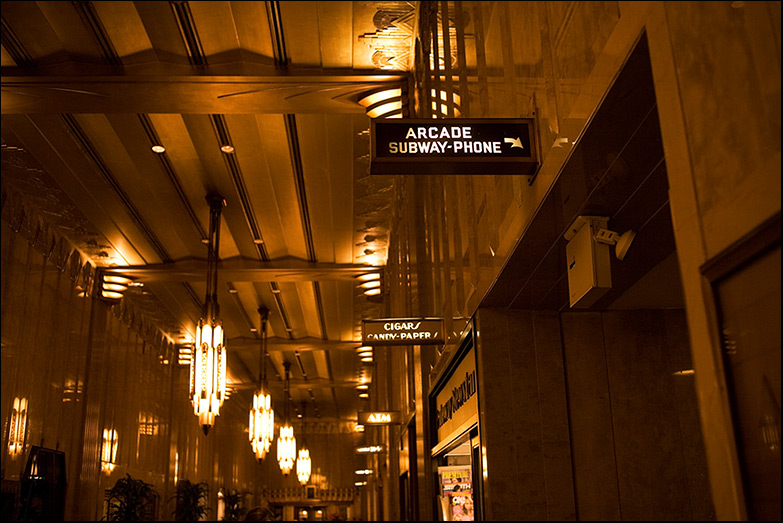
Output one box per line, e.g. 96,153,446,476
358,411,401,425
355,444,387,454
370,118,538,175
362,318,444,345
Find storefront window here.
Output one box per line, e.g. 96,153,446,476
434,437,476,521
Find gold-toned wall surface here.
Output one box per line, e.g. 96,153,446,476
1,199,362,520
385,1,780,521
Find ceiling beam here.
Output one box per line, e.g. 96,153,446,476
230,378,361,390
226,336,360,352
110,257,379,283
1,71,407,114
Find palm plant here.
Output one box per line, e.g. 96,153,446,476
172,479,211,521
104,473,159,521
221,489,246,521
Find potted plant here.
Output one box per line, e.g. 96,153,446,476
104,473,159,521
171,479,210,521
221,489,246,521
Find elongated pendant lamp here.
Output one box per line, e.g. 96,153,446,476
189,194,227,435
249,307,274,460
277,361,296,475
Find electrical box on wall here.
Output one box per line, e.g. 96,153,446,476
565,216,612,308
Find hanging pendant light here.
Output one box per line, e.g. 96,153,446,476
297,448,311,485
296,402,312,485
277,361,296,475
189,194,227,435
249,307,275,460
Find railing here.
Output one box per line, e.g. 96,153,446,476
262,486,357,503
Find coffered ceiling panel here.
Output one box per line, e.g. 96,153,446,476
1,0,410,425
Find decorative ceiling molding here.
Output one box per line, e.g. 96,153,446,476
359,1,418,71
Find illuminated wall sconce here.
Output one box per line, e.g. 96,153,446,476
178,344,193,366
358,86,407,119
101,428,118,473
8,397,27,457
100,273,133,301
356,272,383,297
356,345,373,364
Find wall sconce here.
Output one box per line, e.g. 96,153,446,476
356,345,373,364
101,428,118,473
177,344,193,366
100,273,133,301
8,397,27,457
358,86,406,118
190,194,227,435
356,272,382,297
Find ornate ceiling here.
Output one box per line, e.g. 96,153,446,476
1,1,417,424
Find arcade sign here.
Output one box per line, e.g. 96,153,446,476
370,118,538,175
362,318,444,345
358,411,401,425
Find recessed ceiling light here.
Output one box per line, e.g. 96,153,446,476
220,145,235,153
364,288,382,296
151,145,166,153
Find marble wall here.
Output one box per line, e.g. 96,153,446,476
473,308,712,521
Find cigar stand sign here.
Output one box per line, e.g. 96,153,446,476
362,318,444,346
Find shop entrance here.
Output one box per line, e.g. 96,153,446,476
433,428,482,521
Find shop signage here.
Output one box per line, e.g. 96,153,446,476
362,318,444,345
358,411,401,425
435,346,478,444
370,118,538,175
355,445,387,454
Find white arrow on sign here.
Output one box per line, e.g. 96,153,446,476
504,137,524,149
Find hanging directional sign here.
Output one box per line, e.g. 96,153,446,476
370,118,538,175
358,411,402,425
362,318,444,345
355,445,387,454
